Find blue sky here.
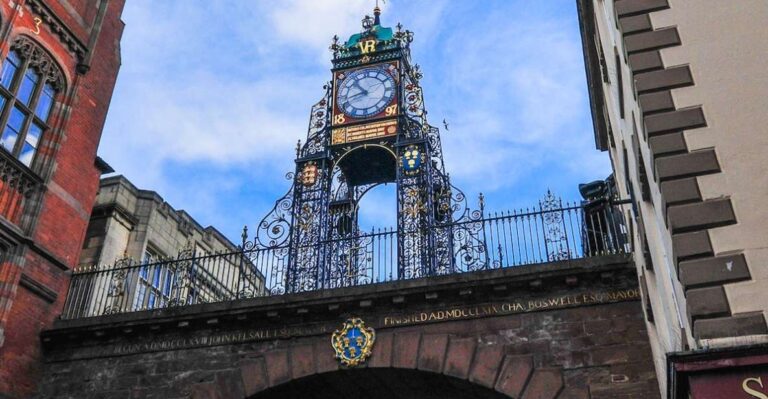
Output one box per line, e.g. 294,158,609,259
98,0,611,243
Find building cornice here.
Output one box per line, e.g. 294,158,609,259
576,0,610,151
26,0,87,62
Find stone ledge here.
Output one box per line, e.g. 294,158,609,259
694,313,768,340
46,254,633,335
679,254,750,288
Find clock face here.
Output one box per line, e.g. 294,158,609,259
337,67,396,118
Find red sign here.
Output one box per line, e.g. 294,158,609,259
689,366,768,398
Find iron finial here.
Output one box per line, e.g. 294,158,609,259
329,35,341,57
241,225,248,246
373,0,382,26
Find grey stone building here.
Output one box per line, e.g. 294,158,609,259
577,0,768,397
77,175,263,315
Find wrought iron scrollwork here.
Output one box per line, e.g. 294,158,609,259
541,190,571,262
253,180,294,249
301,87,331,157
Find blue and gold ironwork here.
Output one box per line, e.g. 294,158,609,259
331,318,376,367
246,6,475,293
57,9,633,320
62,191,629,319
399,144,424,176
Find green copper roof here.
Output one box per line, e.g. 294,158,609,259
345,25,394,48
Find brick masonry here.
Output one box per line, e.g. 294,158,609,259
0,1,126,398
36,258,660,398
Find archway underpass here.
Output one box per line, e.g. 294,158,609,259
250,368,510,399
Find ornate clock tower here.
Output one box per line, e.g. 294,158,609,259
255,7,484,293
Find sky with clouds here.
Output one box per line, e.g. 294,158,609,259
98,0,611,243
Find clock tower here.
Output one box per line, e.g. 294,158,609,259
254,6,485,293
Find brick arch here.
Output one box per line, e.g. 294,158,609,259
237,332,564,399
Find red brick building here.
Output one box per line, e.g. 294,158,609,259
0,1,125,397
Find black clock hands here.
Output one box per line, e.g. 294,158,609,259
351,79,367,95
338,67,395,117
347,90,368,102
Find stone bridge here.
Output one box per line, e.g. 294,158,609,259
38,255,659,398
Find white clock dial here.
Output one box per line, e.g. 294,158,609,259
337,67,396,118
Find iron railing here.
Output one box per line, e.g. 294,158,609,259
61,198,628,319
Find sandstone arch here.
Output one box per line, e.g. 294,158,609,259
237,332,564,399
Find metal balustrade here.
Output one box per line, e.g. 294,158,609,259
61,198,629,320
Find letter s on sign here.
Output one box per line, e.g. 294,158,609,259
743,377,768,399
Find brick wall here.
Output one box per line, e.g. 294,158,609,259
0,1,125,397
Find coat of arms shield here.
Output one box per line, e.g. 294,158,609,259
331,318,375,367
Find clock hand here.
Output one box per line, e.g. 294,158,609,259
348,90,368,101
365,81,384,90
351,79,367,94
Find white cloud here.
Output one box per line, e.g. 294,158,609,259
98,1,611,240
427,5,609,199
270,0,376,57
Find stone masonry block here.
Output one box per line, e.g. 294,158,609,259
672,230,712,260
522,368,564,399
625,27,680,53
239,357,269,397
668,199,734,233
314,338,339,374
656,150,719,182
679,254,751,288
443,337,477,380
694,313,768,339
635,66,693,93
640,91,675,114
290,344,315,380
495,354,534,398
629,51,663,73
264,350,290,387
469,344,505,389
645,107,706,136
392,331,421,369
369,331,393,368
619,14,652,34
416,334,448,373
615,0,669,17
687,286,730,318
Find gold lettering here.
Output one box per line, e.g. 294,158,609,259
32,17,41,35
358,39,377,54
743,377,768,399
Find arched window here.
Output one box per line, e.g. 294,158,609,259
0,37,63,167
